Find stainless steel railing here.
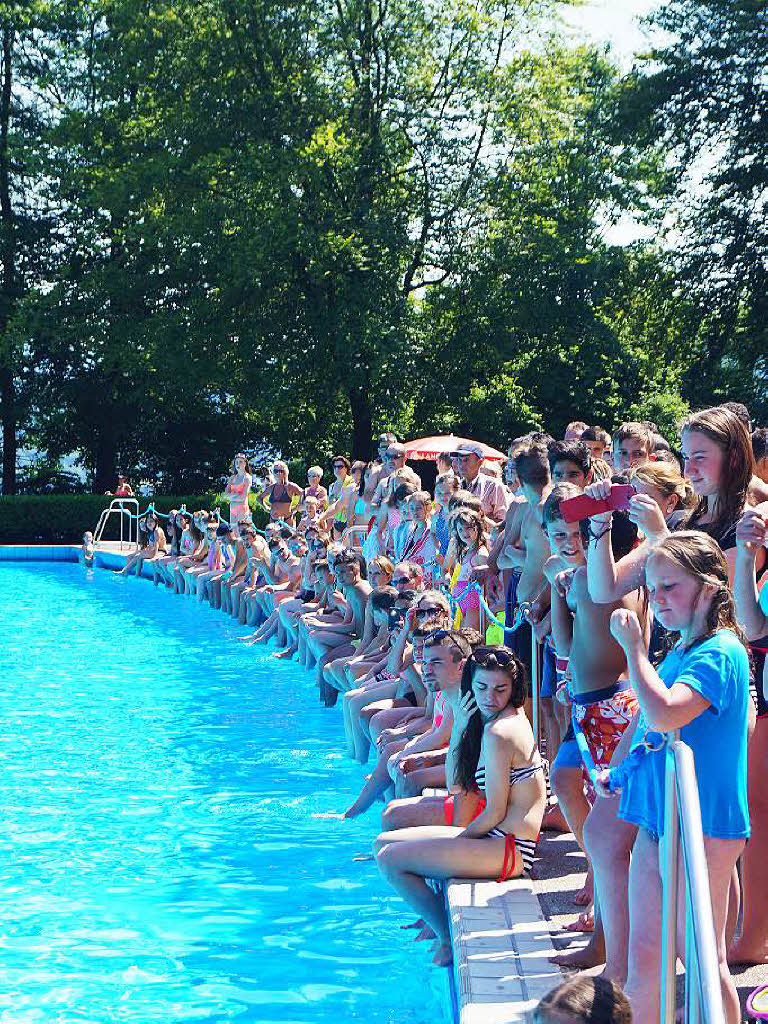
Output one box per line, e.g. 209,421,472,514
660,733,726,1024
94,497,139,551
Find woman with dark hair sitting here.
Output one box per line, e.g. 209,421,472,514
374,644,546,966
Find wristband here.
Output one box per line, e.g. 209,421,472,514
589,522,613,543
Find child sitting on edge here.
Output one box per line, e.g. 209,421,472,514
80,531,95,567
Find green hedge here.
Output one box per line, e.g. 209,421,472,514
0,494,270,544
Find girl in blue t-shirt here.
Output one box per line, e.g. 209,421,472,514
605,530,750,1024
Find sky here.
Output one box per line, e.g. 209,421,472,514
559,0,664,244
562,0,660,64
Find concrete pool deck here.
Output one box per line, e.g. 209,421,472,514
6,545,768,1023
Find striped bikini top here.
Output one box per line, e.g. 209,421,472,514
474,759,545,792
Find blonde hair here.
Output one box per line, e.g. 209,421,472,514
369,555,394,577
590,458,612,481
393,467,420,489
630,462,694,510
409,490,433,511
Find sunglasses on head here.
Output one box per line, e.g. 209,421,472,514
470,645,517,667
424,629,473,658
416,604,443,615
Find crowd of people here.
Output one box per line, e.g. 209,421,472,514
95,408,768,1024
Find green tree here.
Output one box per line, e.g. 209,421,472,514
624,0,768,421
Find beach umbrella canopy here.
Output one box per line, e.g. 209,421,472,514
402,434,506,462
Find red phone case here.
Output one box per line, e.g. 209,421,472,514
560,485,635,523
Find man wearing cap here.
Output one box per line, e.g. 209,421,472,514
456,442,509,524
368,432,398,493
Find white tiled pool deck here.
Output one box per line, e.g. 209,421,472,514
448,876,563,1023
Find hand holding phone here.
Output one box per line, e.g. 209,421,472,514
560,484,635,524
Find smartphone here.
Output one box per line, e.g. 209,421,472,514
560,484,636,523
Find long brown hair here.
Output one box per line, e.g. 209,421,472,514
647,530,749,650
630,462,695,512
451,507,488,562
681,406,754,544
454,648,527,793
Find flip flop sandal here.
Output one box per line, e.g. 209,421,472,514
747,985,768,1019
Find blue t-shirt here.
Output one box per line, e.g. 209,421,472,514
619,630,750,841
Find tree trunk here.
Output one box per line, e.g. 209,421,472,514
0,22,16,494
93,423,117,494
348,387,373,460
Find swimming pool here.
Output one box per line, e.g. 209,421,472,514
1,563,450,1023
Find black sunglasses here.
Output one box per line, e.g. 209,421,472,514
470,645,517,667
424,629,473,658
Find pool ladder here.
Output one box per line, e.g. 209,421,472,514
94,498,140,551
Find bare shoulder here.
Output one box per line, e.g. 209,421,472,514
486,716,532,767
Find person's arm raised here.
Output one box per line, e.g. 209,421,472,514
444,691,475,790
610,609,710,731
734,508,768,641
583,482,661,602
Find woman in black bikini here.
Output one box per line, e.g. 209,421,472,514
257,461,303,524
375,645,546,966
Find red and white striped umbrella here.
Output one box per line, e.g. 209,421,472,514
402,434,506,462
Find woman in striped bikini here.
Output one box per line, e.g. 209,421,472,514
375,644,546,967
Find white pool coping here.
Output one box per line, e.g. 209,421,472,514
447,877,563,1023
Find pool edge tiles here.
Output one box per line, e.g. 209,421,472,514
446,877,563,1023
0,544,79,562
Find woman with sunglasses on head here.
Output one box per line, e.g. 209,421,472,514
375,645,546,967
256,461,303,525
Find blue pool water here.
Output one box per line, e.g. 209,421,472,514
0,563,450,1023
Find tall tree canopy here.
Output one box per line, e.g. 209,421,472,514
0,0,764,492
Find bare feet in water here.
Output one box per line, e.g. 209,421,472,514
431,942,453,967
272,647,296,660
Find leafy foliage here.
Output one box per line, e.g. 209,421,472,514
0,1,764,493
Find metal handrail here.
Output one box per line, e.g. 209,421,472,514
660,735,726,1024
530,632,542,750
94,497,139,551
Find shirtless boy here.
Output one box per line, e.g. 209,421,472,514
545,485,646,950
497,443,553,671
